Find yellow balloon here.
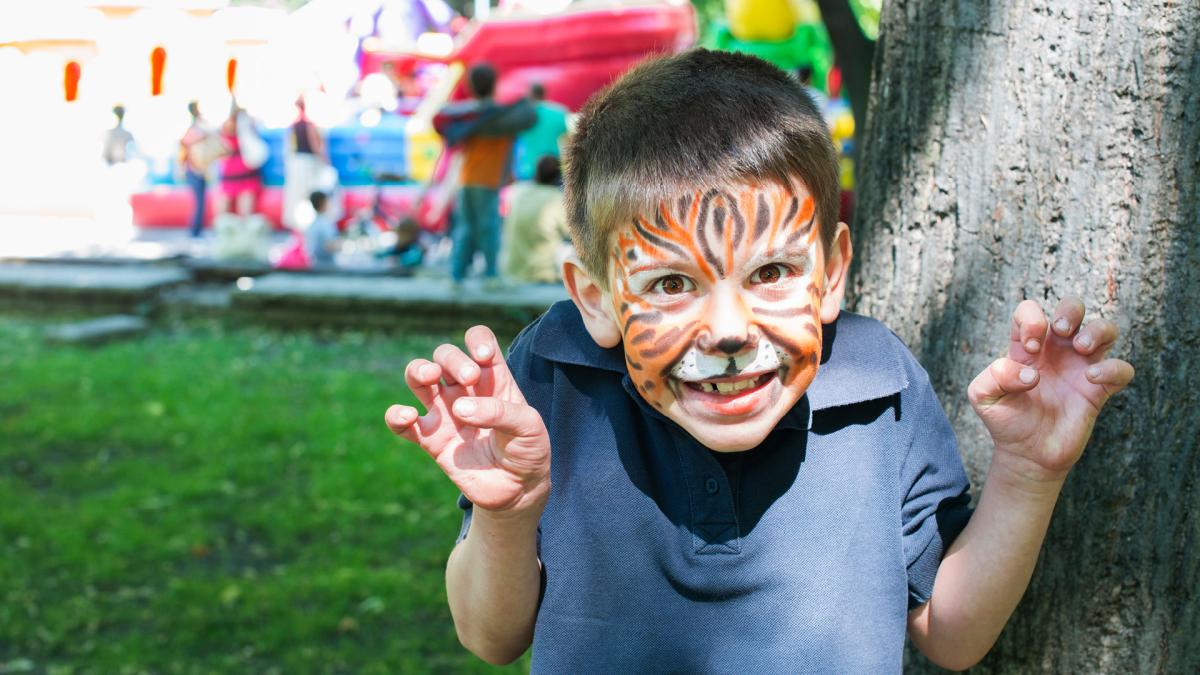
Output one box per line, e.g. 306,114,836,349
726,0,797,42
831,111,855,143
839,156,855,191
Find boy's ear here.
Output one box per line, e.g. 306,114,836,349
819,222,854,324
562,258,622,348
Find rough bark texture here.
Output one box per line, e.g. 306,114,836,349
849,1,1198,673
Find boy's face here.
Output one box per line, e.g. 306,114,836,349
600,181,840,452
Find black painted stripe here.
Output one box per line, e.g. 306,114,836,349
729,194,746,243
634,219,687,258
785,208,816,245
623,310,663,333
754,193,771,238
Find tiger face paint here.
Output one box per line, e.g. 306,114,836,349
607,181,827,452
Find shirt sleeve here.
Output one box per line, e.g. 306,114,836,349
899,364,973,610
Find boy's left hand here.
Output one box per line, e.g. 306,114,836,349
968,298,1135,482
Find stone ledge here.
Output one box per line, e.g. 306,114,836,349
45,315,148,345
0,263,191,310
231,274,567,334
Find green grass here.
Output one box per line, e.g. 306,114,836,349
0,315,529,674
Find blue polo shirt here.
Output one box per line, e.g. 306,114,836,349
457,301,972,673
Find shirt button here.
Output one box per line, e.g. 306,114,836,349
705,477,720,494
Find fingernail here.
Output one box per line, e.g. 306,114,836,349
454,399,476,417
1054,317,1069,334
420,365,437,379
1087,365,1101,379
1025,339,1040,353
460,366,476,381
1019,367,1037,384
1077,334,1093,349
476,345,492,359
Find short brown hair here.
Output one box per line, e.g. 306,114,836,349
563,49,839,288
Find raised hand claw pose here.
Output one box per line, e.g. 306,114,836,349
969,297,1136,480
909,297,1135,667
385,325,551,515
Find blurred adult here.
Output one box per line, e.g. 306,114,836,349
433,63,536,287
179,101,214,238
513,83,569,182
283,96,327,230
216,100,264,217
101,105,135,166
502,155,569,284
212,101,269,261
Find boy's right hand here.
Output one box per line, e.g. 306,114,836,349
385,326,551,517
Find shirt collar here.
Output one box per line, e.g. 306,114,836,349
529,301,908,421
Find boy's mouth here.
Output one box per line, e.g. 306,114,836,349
681,371,776,396
673,371,778,418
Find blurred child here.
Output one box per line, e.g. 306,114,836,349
376,216,427,273
305,191,340,268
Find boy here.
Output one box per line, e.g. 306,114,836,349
385,50,1133,672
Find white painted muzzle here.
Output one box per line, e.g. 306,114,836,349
669,340,787,382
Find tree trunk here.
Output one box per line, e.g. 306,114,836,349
849,2,1199,673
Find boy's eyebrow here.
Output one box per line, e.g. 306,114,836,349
624,256,695,277
742,244,812,272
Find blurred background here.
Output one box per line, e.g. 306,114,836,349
0,0,878,672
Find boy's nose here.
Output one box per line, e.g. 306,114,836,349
698,287,756,355
715,337,749,354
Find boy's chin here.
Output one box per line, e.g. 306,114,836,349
666,395,800,453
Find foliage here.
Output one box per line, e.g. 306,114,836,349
0,316,527,674
847,0,881,39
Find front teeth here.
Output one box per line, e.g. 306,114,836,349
698,378,758,395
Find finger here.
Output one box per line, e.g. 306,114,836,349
463,325,521,400
433,343,481,387
404,359,442,408
385,404,449,456
464,325,502,366
1073,318,1119,358
968,357,1040,408
1010,300,1049,363
384,404,426,444
1085,358,1135,397
1051,297,1086,338
451,396,547,440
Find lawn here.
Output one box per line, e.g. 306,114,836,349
0,314,530,674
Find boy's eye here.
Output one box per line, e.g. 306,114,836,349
750,264,790,285
652,275,695,295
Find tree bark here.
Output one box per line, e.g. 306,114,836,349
849,1,1199,672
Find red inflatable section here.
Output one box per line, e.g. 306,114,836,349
363,1,697,110
131,186,286,231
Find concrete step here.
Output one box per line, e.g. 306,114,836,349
45,315,148,345
0,262,191,312
232,274,568,335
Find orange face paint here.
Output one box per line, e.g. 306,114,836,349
607,181,827,451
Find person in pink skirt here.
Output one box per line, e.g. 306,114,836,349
216,101,263,217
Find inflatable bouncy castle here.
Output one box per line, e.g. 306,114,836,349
120,0,695,233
